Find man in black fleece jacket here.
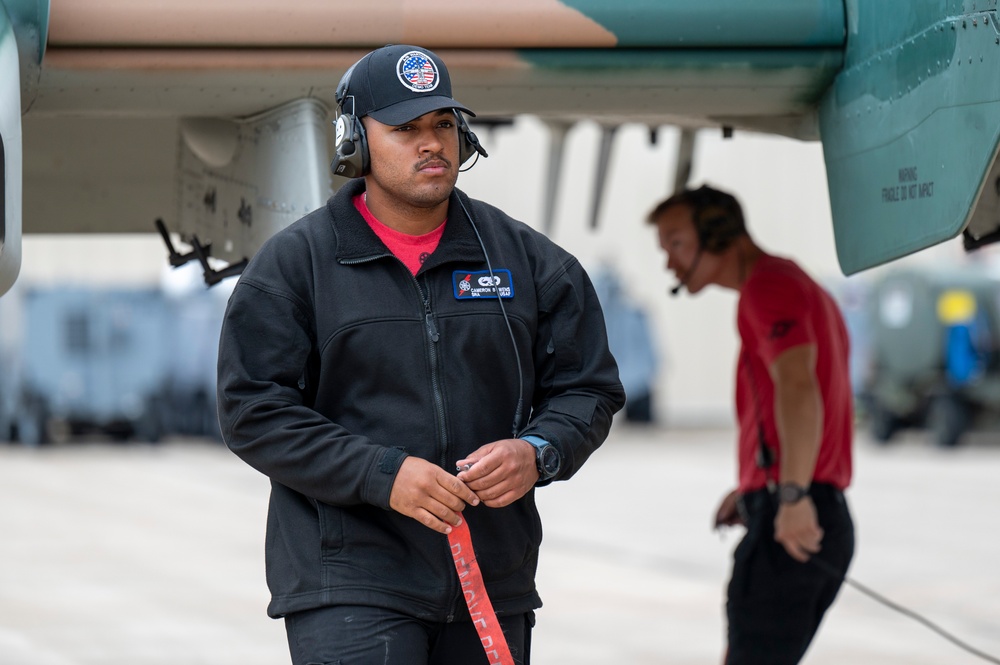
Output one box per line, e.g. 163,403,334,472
217,44,624,665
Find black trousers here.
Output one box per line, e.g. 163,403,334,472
284,604,533,665
726,484,855,665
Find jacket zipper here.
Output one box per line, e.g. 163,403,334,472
411,273,462,622
342,254,460,620
412,275,447,466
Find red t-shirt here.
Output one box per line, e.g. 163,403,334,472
735,254,853,492
354,194,445,275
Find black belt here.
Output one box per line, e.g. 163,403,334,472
738,482,845,519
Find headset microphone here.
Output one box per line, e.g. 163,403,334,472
669,247,703,297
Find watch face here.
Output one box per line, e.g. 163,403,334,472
779,484,808,503
540,446,561,476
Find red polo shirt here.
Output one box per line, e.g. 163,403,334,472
735,254,853,493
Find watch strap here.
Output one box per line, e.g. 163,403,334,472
522,435,548,449
778,482,810,504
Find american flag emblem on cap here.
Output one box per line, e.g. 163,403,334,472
397,51,440,92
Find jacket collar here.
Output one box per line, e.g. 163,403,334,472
328,179,485,270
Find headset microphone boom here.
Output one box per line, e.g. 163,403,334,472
670,246,703,296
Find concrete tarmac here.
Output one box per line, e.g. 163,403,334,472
1,423,998,664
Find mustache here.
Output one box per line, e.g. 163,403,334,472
415,154,452,171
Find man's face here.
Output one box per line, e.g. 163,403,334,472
654,203,712,295
363,109,461,210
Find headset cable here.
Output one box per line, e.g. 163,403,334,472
810,556,1000,664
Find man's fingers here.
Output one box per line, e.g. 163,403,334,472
440,475,480,507
459,465,501,492
774,500,823,561
457,457,500,484
425,477,477,519
415,463,476,509
787,543,810,563
413,489,469,534
713,489,742,529
455,455,483,474
714,504,739,528
802,533,823,555
415,508,461,535
797,539,821,561
474,481,517,507
778,531,823,562
389,458,482,534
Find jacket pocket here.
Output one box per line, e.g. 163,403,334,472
317,502,344,560
550,393,598,426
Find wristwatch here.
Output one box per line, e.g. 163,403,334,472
778,482,810,505
523,436,561,481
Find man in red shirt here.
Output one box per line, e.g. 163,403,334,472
648,185,855,664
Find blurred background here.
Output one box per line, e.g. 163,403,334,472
5,1,1000,660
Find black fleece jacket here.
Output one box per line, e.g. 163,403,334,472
217,178,624,620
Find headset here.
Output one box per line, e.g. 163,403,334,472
687,185,746,253
331,58,487,179
668,185,746,295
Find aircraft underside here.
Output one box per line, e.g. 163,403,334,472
3,0,1000,293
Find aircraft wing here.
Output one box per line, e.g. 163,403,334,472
2,0,1000,294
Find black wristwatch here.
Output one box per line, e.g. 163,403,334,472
778,482,810,505
523,436,561,481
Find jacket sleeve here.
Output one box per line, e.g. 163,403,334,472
522,252,626,484
216,275,407,509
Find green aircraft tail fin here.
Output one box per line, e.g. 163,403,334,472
820,1,1000,275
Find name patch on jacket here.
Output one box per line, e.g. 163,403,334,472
453,269,514,299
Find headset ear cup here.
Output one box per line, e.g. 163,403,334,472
331,114,369,178
697,204,742,252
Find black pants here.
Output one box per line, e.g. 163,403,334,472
726,484,855,665
284,604,533,665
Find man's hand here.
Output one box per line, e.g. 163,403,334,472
389,457,480,535
713,488,745,529
455,439,538,508
774,497,823,562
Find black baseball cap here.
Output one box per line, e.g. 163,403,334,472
337,44,475,125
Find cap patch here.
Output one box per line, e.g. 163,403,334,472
397,51,440,93
453,269,514,299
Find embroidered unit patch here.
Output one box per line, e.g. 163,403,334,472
397,51,440,92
